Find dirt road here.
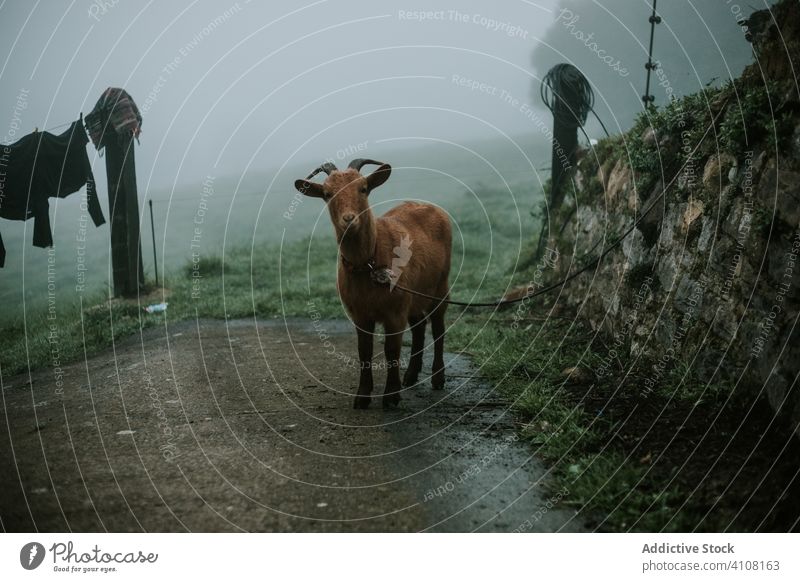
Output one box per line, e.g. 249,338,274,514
1,317,583,532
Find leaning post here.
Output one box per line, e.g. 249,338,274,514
88,88,145,298
535,64,593,258
105,132,144,297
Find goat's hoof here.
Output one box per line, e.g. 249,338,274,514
353,395,372,409
432,376,445,390
382,393,402,409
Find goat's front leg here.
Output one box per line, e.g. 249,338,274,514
354,320,375,409
382,320,404,409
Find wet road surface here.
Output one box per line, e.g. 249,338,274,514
1,317,583,532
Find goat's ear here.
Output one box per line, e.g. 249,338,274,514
294,179,325,199
366,164,391,191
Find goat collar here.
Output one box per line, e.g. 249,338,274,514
339,238,379,273
340,254,377,274
339,244,394,287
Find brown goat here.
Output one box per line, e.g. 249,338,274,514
294,159,452,409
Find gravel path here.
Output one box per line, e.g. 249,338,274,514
1,317,583,532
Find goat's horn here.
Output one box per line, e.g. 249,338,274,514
347,159,385,172
305,162,338,180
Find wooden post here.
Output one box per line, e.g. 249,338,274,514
540,64,592,211
549,99,580,210
533,64,593,260
105,133,144,297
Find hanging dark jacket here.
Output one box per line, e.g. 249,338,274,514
0,117,104,267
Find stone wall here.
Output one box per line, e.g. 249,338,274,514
543,0,799,430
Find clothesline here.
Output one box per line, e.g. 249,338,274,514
0,119,73,146
4,87,142,147
41,120,74,133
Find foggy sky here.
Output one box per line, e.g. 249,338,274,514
0,0,559,194
0,0,761,193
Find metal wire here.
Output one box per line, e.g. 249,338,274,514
540,63,594,129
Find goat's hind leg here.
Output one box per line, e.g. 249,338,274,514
354,320,375,409
402,316,426,387
430,306,446,390
382,320,404,409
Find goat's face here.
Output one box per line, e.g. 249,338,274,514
323,170,371,235
294,160,391,238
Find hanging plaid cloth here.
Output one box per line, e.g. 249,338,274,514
84,87,142,150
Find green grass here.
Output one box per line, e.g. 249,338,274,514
452,309,738,531
0,236,335,378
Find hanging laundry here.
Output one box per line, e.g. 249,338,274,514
85,88,142,150
0,117,105,268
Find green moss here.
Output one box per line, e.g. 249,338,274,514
622,86,730,199
719,80,792,158
591,134,626,165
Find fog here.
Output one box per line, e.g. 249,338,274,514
0,0,558,189
0,0,763,316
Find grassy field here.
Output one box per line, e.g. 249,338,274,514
0,133,549,323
